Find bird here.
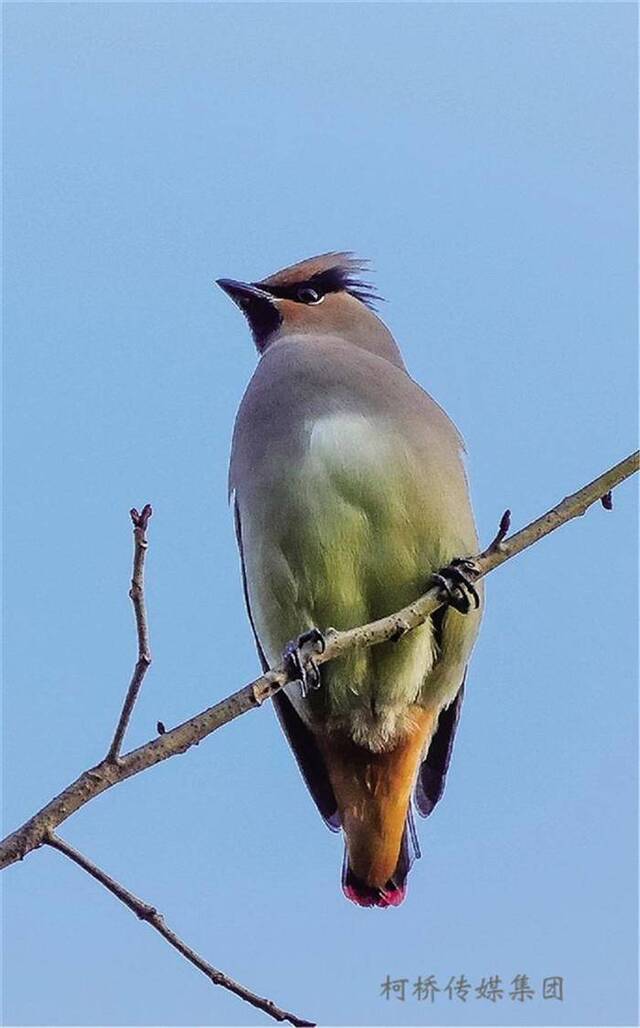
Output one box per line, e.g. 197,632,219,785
218,252,482,908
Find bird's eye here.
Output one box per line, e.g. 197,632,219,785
296,287,323,305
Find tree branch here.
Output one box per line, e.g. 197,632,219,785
45,832,314,1027
1,450,637,874
106,504,153,762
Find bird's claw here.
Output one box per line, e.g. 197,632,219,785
283,628,326,699
432,558,481,615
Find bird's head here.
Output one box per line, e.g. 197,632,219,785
217,252,405,367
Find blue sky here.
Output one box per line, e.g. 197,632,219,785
3,3,638,1026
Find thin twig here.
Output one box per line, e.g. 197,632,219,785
1,450,637,874
106,504,153,762
45,833,314,1027
485,508,511,554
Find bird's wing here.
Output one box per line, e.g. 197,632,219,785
414,676,465,817
233,498,341,832
271,691,341,832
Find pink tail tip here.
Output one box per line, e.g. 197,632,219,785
343,879,407,908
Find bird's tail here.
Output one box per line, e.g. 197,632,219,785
317,707,435,909
342,808,421,908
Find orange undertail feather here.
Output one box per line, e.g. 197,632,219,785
317,707,436,908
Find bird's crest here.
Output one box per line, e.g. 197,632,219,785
257,252,382,310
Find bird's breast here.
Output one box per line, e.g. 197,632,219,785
237,409,455,745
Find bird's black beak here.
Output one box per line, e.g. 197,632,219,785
216,278,282,347
216,278,272,308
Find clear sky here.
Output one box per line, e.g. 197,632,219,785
3,3,638,1027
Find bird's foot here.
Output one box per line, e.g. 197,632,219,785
283,628,326,699
432,558,481,615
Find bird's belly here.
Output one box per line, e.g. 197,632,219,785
240,413,464,749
